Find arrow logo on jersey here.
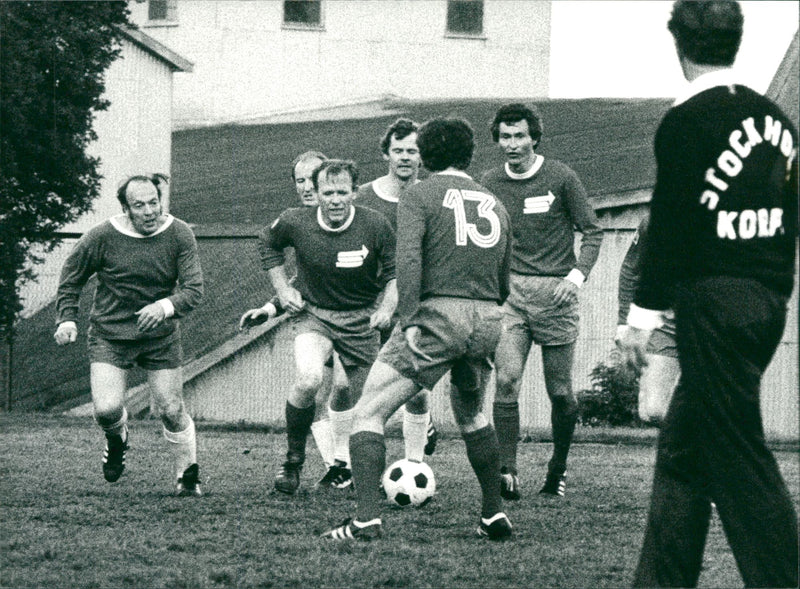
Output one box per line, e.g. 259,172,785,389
336,245,369,268
523,191,555,214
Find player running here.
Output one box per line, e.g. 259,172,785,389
481,103,603,499
54,174,204,496
260,159,397,495
357,117,438,461
618,1,798,586
239,150,353,487
323,117,513,542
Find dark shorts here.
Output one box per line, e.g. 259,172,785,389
292,302,380,368
378,297,503,391
87,326,183,370
648,313,678,358
502,273,579,346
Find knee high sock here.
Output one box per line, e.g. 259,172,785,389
402,408,429,463
97,407,128,442
163,416,197,480
493,401,519,474
350,431,386,523
329,407,354,466
285,401,315,463
549,396,578,476
463,425,503,519
310,418,335,468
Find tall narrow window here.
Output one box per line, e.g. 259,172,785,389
446,0,484,36
283,0,322,28
148,0,177,22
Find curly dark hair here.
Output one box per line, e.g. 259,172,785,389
416,118,474,172
668,0,743,66
311,159,359,191
490,103,543,145
379,118,419,155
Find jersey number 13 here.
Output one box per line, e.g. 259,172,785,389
443,189,502,248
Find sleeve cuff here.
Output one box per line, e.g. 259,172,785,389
58,320,77,330
564,269,585,288
261,302,277,317
627,304,664,330
157,298,175,318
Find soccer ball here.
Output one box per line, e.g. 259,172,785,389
381,459,436,507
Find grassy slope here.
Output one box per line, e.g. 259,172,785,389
2,414,798,588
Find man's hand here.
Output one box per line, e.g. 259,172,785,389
239,304,276,331
54,322,78,346
276,286,305,315
617,325,651,376
552,279,579,307
370,308,392,331
135,302,167,332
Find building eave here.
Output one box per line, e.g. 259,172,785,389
116,25,193,72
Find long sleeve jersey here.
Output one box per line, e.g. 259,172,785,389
395,171,512,324
356,181,399,232
259,205,395,311
635,71,798,316
55,215,204,340
481,157,603,280
618,214,650,325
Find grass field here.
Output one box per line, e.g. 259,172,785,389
2,414,797,588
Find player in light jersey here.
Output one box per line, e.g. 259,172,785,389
615,213,679,425
323,117,514,542
357,118,438,461
481,103,603,499
260,160,397,495
618,2,798,585
240,151,352,485
54,174,204,496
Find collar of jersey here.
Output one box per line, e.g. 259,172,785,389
317,205,355,233
436,170,472,179
109,214,174,238
504,155,544,180
673,68,748,106
371,180,400,203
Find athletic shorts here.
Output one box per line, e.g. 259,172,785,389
87,326,183,370
378,297,503,391
292,302,380,368
502,273,579,346
647,313,678,358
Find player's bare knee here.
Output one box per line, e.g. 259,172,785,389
294,370,324,400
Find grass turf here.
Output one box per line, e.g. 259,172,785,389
2,414,797,588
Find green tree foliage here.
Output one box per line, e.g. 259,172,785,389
0,1,132,339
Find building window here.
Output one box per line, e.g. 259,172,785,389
283,0,322,29
148,0,177,23
446,0,484,36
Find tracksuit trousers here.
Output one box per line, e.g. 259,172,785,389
633,277,798,588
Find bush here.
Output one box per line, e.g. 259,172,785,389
578,355,641,427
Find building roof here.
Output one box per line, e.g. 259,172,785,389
117,25,193,72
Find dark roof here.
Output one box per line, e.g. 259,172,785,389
12,98,671,409
117,25,193,72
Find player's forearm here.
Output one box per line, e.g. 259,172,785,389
376,279,398,316
169,249,204,317
575,222,603,279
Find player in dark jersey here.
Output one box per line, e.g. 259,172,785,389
54,174,204,496
323,117,514,542
615,213,679,425
260,159,397,495
240,150,352,485
481,103,603,499
357,118,438,462
618,2,798,586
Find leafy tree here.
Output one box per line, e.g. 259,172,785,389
0,2,131,356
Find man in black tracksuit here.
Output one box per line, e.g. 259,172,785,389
618,1,798,586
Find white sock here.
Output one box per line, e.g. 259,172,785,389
98,407,128,441
403,409,429,463
328,407,354,466
311,418,335,468
163,416,197,480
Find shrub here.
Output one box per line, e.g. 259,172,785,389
578,355,641,427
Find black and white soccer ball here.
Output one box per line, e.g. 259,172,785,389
381,459,436,507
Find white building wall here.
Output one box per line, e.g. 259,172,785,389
18,39,177,317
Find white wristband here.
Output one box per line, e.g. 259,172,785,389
564,269,585,288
